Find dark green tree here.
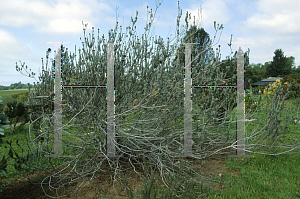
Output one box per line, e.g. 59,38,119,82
286,56,295,69
262,61,272,78
251,63,266,78
0,86,9,90
282,56,294,76
169,26,255,122
266,49,291,77
171,25,216,72
0,96,9,190
290,65,300,76
244,63,268,90
284,56,299,76
244,64,255,90
167,23,221,107
217,48,251,88
167,23,236,123
4,100,27,133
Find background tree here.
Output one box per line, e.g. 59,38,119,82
171,25,216,69
290,64,300,76
284,56,300,77
3,100,27,133
266,49,291,77
243,63,269,90
282,73,300,85
244,63,257,90
167,22,236,123
201,46,252,119
285,56,296,71
0,96,9,141
262,61,272,78
281,55,294,76
0,95,9,186
251,63,266,78
218,47,251,89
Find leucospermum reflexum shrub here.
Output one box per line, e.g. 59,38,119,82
12,1,300,198
131,90,159,107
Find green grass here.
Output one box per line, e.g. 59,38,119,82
0,88,33,99
0,88,36,108
211,152,300,198
0,90,300,198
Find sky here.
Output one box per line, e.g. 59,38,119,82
0,0,299,87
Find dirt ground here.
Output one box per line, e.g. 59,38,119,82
0,147,243,199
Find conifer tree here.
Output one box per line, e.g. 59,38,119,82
266,49,291,77
172,25,216,68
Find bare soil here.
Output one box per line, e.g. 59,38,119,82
0,148,242,198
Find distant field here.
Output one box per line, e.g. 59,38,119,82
0,88,35,104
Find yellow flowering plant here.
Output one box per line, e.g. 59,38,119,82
263,79,288,100
66,75,79,85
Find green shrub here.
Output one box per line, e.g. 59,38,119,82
0,96,9,193
282,73,300,85
263,79,282,99
281,82,300,100
3,100,29,134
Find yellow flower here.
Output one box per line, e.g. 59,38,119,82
263,79,282,98
132,99,138,106
68,75,79,84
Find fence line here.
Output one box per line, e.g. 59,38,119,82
45,43,122,158
45,43,251,159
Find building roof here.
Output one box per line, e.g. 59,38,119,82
251,77,283,85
